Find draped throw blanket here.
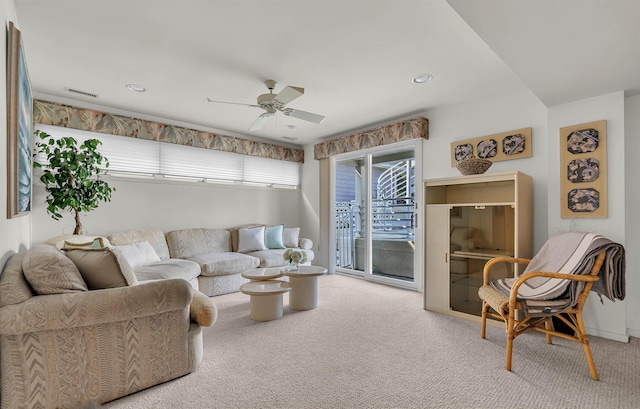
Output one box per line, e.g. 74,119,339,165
490,232,625,317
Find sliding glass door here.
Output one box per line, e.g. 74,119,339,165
333,140,422,290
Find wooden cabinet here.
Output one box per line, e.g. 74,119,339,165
423,171,532,321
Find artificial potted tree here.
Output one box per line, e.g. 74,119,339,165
33,130,114,234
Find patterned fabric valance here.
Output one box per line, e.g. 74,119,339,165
33,100,304,163
313,116,428,160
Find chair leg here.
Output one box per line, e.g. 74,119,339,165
481,301,488,339
576,312,599,381
506,316,515,371
545,317,553,345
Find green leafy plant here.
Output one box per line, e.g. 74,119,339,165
33,130,114,235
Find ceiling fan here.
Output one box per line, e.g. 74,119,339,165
207,80,325,131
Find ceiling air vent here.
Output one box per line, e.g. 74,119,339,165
65,87,98,98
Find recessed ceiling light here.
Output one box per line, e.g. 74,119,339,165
126,83,146,92
412,74,433,84
286,125,297,129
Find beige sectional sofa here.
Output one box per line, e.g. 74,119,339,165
0,245,217,409
108,225,315,296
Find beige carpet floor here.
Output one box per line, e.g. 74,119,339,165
103,274,639,409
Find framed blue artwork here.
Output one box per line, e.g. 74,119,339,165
6,21,33,218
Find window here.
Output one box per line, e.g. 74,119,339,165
35,124,301,188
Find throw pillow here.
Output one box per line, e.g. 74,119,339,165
229,224,262,252
22,245,88,294
265,225,286,249
45,235,112,250
283,227,300,248
65,248,138,289
111,241,161,269
237,226,268,253
62,237,105,250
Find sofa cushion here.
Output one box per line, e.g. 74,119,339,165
65,248,138,289
189,252,259,276
0,252,33,307
265,224,286,249
247,249,316,268
166,228,231,259
22,245,88,295
133,259,201,282
283,227,300,248
237,226,268,252
108,228,171,260
246,249,288,268
111,241,162,268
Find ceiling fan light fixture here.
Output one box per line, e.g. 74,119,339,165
412,74,433,84
208,79,325,131
126,83,146,92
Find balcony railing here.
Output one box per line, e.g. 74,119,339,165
336,197,413,268
335,159,415,268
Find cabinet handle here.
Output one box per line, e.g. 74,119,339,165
445,252,448,263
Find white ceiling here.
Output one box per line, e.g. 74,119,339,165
14,0,640,147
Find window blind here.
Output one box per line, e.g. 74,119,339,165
34,124,300,188
36,124,160,174
160,142,243,181
243,155,301,186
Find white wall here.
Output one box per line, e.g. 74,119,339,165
32,177,303,243
0,1,31,269
301,144,321,256
421,88,631,341
624,94,640,338
422,85,549,250
548,91,627,342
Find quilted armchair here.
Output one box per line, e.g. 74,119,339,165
0,247,217,409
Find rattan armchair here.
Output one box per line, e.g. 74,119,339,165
477,252,606,381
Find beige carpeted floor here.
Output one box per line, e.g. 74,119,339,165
103,274,640,409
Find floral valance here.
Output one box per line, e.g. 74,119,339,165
313,116,429,160
33,100,304,163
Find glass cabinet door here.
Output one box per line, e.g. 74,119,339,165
448,205,515,316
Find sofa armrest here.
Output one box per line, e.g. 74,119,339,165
190,290,218,326
0,279,192,336
299,238,313,250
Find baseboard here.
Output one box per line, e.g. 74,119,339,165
586,326,629,343
627,328,640,339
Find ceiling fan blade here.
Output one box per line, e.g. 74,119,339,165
249,112,273,131
274,86,304,105
206,97,260,108
283,108,325,124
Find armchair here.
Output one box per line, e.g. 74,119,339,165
0,249,217,408
477,232,625,381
